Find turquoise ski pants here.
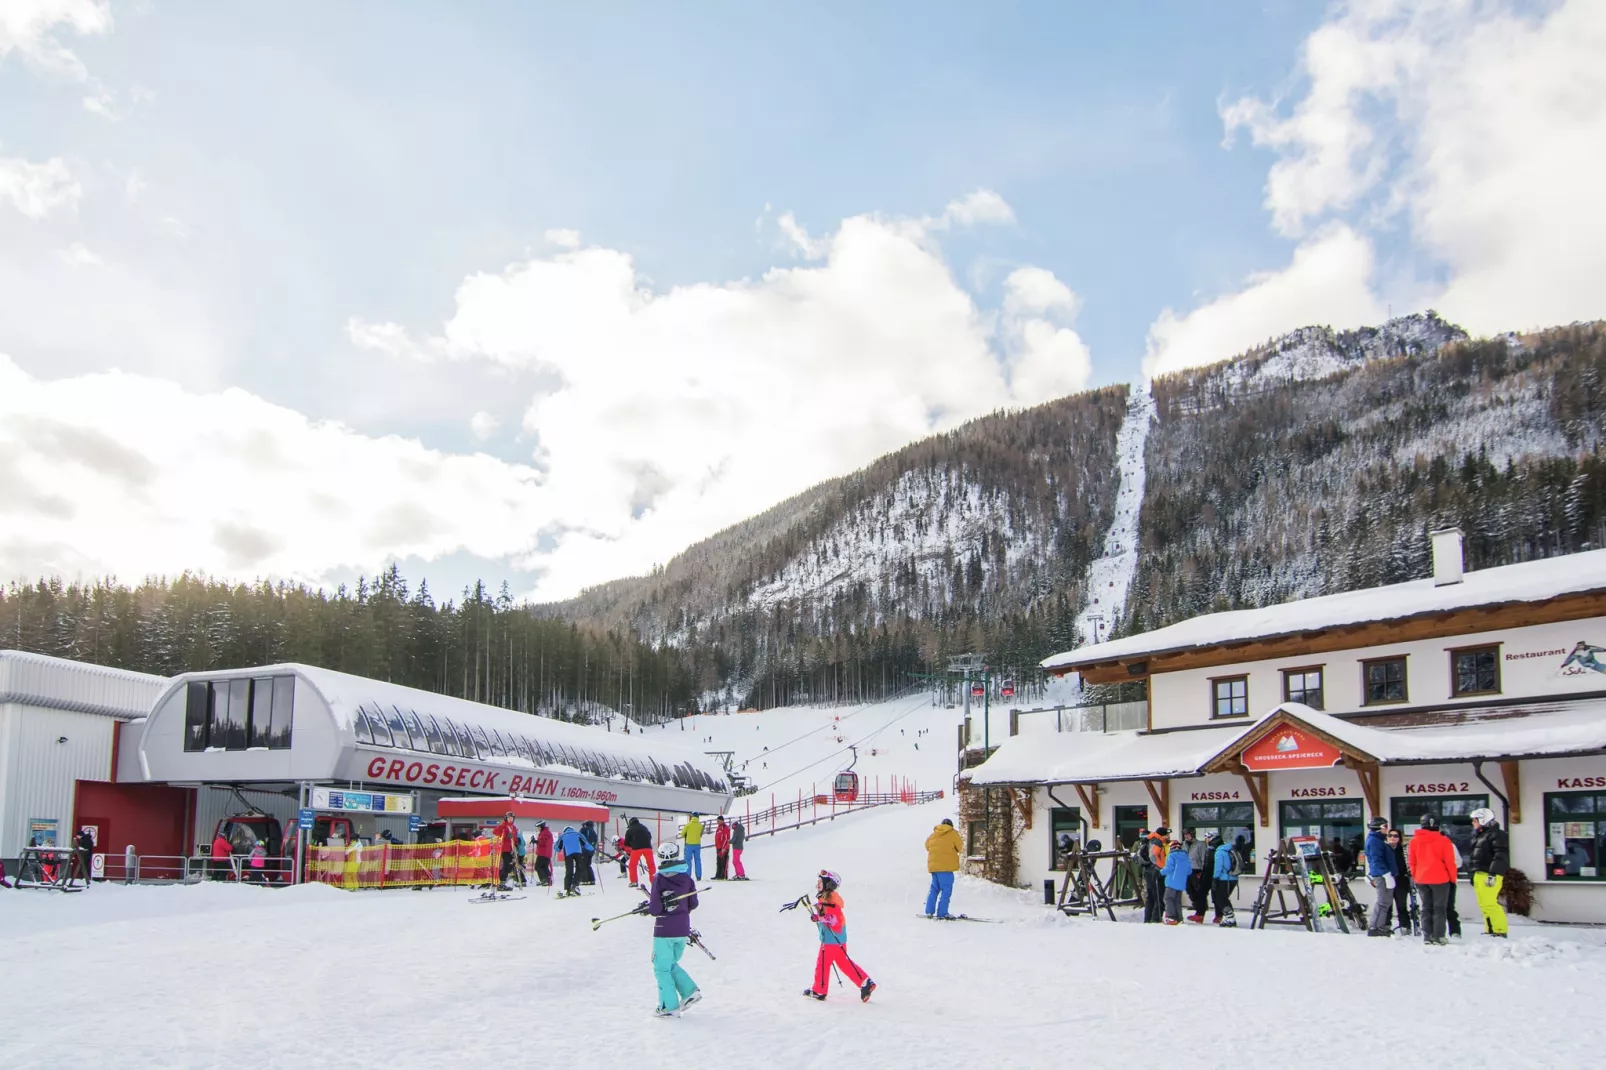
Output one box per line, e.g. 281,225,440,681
652,936,697,1010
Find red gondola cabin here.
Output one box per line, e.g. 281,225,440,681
833,770,859,802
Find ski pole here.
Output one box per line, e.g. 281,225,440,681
590,886,708,931
688,930,717,960
779,895,812,913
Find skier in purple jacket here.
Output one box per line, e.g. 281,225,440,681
647,842,702,1017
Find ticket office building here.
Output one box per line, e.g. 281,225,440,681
979,543,1606,922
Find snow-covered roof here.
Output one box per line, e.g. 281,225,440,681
1208,700,1606,767
968,724,1243,787
0,649,167,720
1042,548,1606,674
970,697,1606,786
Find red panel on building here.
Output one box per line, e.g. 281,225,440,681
73,780,194,858
1241,724,1341,771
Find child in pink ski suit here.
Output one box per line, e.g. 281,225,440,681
804,870,875,1002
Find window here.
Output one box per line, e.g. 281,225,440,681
1280,800,1364,873
1391,794,1487,877
485,729,508,759
419,714,447,755
1182,803,1256,871
967,820,985,857
1283,667,1325,710
1211,676,1249,719
1450,645,1501,697
1363,656,1408,705
1545,792,1606,881
183,681,210,751
450,719,477,758
368,704,395,746
1113,805,1150,850
468,724,493,760
1049,807,1082,871
352,705,374,745
383,707,414,750
184,677,294,753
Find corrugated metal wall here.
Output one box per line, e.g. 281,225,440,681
192,786,302,856
0,703,118,857
0,650,166,719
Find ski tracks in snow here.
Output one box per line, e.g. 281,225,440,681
1074,379,1154,651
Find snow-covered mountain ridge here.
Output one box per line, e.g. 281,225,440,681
548,316,1606,705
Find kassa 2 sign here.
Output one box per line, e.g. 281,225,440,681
1241,724,1341,772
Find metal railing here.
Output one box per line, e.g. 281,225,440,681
742,788,945,839
1012,699,1147,736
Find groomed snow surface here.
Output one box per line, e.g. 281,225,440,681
7,700,1606,1068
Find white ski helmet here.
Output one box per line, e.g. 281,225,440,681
657,842,681,862
1469,807,1497,827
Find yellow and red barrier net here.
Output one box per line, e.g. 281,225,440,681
306,840,498,890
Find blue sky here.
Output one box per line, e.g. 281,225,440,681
1,1,1601,602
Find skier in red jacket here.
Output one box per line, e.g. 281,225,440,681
492,812,519,890
533,823,554,887
713,817,732,880
1406,814,1458,946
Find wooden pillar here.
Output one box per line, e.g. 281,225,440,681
1499,761,1522,824
1348,760,1381,822
1236,768,1270,828
1006,787,1034,829
1143,779,1170,828
1073,782,1101,830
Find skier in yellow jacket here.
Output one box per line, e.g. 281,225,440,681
924,818,963,918
682,813,705,880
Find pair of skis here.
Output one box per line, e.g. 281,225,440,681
590,885,708,931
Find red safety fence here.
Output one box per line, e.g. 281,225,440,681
306,840,498,890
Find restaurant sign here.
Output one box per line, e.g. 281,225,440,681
1242,724,1341,772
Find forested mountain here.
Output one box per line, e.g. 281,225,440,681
549,389,1132,707
1127,319,1606,633
0,568,695,724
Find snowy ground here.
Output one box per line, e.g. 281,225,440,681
6,798,1606,1069
8,700,1606,1068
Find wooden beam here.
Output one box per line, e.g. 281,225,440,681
1236,769,1269,827
1500,760,1522,824
1143,779,1170,826
1349,760,1381,821
1073,782,1101,830
1006,787,1033,829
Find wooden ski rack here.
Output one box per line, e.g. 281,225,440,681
1055,846,1143,921
1248,839,1361,933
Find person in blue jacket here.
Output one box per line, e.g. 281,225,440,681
558,825,587,897
1209,833,1238,927
1363,816,1398,936
1160,837,1191,925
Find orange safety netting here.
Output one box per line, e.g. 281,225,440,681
306,840,498,890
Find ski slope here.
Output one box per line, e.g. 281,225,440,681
629,692,965,810
4,796,1605,1069
1074,378,1153,653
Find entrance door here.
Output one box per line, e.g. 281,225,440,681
1114,805,1149,849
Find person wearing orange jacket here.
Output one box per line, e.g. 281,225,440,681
1407,814,1458,945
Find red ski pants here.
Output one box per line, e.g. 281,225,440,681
629,849,656,886
812,944,868,994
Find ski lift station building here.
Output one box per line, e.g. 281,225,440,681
968,533,1606,924
0,653,730,868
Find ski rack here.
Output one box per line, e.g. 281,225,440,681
1247,839,1354,933
1055,847,1142,921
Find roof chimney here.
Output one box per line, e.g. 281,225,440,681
1430,528,1464,586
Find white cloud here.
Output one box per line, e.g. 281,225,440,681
359,195,1092,598
123,168,144,203
0,0,111,82
775,211,826,259
934,188,1016,229
0,154,80,218
1144,224,1383,378
1218,0,1606,335
0,354,551,583
57,241,101,266
469,411,500,441
544,228,581,250
346,316,439,363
